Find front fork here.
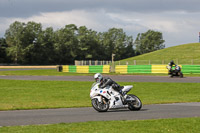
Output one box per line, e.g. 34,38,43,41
100,95,108,104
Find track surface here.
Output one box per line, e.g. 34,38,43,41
0,75,200,83
0,75,200,126
0,103,200,126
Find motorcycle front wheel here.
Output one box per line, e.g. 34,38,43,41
91,98,109,112
127,94,142,111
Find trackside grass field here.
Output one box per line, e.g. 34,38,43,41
0,79,200,110
0,69,94,76
0,117,200,133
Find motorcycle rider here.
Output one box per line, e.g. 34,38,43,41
94,73,125,97
167,60,176,72
169,60,176,67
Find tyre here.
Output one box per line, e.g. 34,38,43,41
180,72,183,78
127,94,142,111
168,74,173,78
91,98,109,112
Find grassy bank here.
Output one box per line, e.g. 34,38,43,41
0,79,200,110
121,43,200,65
0,117,200,133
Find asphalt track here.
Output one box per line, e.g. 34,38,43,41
0,75,200,83
0,103,200,126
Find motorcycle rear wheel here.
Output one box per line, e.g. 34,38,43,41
127,94,142,111
91,98,109,112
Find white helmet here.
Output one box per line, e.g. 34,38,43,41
94,73,103,83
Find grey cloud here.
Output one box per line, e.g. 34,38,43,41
1,0,200,18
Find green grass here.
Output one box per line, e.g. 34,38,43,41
0,79,200,110
0,69,94,76
118,43,200,65
0,117,200,133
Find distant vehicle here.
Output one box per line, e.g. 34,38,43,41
166,65,183,78
90,82,142,112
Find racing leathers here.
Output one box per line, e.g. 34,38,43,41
99,77,124,96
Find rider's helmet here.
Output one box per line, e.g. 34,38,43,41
94,73,103,83
169,60,174,66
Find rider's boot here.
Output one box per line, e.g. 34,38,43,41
119,90,125,96
119,90,127,102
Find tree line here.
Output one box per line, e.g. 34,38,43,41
0,21,165,65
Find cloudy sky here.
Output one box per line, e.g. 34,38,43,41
0,0,200,47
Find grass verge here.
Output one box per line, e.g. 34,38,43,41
0,69,94,76
0,117,200,133
0,79,200,110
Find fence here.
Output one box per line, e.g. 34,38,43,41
75,60,112,66
115,59,200,65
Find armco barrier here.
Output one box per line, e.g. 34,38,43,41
182,65,200,74
115,65,127,73
62,65,200,74
62,65,68,72
69,65,76,72
116,65,151,74
62,65,110,73
128,65,151,73
76,66,89,73
151,65,182,74
102,65,110,73
88,65,110,73
118,65,200,74
151,65,168,73
89,66,103,73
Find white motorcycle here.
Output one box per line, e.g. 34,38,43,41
90,83,142,112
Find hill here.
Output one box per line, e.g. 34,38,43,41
117,43,200,65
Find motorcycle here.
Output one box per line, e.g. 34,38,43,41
90,83,142,112
167,65,183,78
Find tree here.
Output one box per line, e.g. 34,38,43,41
0,38,8,63
4,21,136,64
101,28,135,60
21,21,43,64
76,26,103,60
134,30,165,54
41,27,56,64
54,24,79,64
5,21,42,64
26,27,56,65
5,21,25,64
